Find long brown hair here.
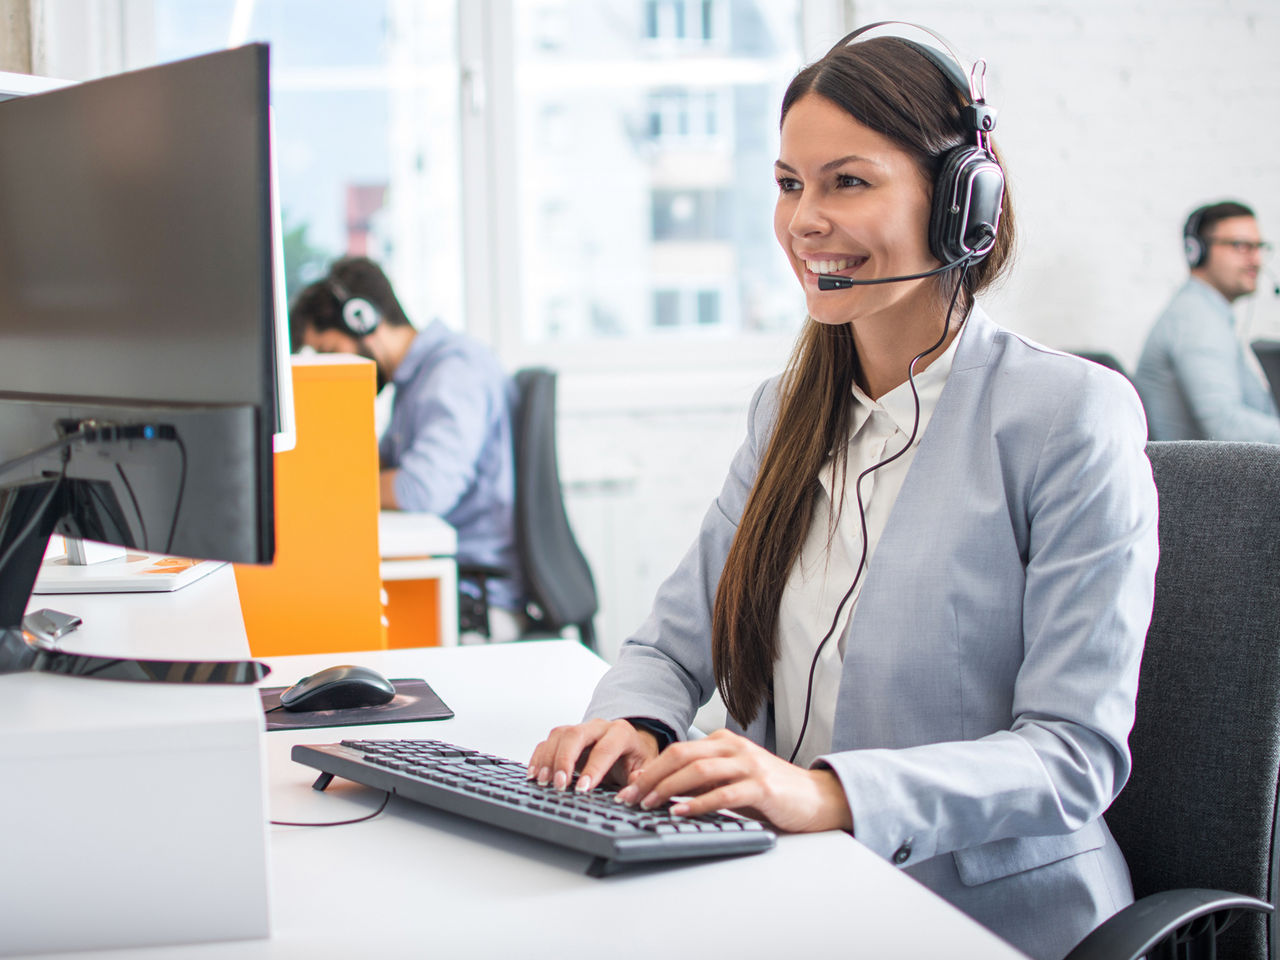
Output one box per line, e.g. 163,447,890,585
711,36,1017,727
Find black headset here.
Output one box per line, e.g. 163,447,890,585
1184,206,1210,269
833,22,1005,266
326,275,382,337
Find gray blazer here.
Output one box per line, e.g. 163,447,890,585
586,307,1159,960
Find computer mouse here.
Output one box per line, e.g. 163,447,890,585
279,664,397,712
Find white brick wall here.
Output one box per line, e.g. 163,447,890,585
557,1,1280,680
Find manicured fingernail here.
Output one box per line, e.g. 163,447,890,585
527,764,536,779
640,792,658,809
671,803,690,816
575,774,592,792
615,786,636,804
553,769,568,790
536,767,551,785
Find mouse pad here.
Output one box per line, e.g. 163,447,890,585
259,679,454,731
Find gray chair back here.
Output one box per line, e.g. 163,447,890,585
512,368,598,649
1104,441,1280,959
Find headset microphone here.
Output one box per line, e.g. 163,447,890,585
817,252,975,290
1264,269,1280,297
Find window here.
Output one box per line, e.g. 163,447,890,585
509,0,807,360
130,0,831,375
643,0,726,47
151,0,463,334
652,287,728,330
646,88,727,145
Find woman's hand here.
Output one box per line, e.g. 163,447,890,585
527,719,661,793
614,728,853,833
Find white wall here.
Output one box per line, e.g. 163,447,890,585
867,0,1280,362
559,0,1280,665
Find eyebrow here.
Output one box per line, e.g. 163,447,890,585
774,154,883,174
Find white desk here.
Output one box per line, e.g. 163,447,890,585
3,568,270,956
7,622,1028,959
379,510,459,647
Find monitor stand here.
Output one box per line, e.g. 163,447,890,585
64,535,126,564
0,477,268,684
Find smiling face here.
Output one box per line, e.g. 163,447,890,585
774,93,938,328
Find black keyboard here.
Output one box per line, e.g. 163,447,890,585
292,737,776,875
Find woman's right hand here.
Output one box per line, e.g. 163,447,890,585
527,718,661,794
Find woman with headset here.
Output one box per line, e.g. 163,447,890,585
529,27,1157,959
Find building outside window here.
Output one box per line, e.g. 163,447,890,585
142,0,815,369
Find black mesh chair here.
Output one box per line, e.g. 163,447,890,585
1066,441,1280,960
459,367,599,651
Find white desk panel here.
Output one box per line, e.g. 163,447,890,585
4,567,270,956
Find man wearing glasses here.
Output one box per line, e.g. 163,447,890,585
1134,200,1280,441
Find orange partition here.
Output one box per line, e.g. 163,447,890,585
383,579,442,648
234,355,385,657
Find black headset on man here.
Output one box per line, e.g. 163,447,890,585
325,275,383,337
1183,207,1212,269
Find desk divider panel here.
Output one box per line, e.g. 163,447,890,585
234,355,387,655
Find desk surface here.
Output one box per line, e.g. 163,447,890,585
10,630,1027,960
379,509,456,558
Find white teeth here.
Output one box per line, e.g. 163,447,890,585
805,258,858,273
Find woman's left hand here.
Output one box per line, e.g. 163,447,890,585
613,728,853,833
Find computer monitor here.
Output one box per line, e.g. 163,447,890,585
0,45,283,682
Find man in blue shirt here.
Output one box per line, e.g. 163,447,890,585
292,257,525,639
1134,201,1280,442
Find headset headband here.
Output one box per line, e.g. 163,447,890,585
833,21,997,145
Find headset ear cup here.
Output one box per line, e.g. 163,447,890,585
342,297,381,336
1184,235,1205,268
929,145,1004,264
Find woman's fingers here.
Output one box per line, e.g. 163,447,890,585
616,730,744,805
636,755,747,808
573,721,657,793
527,719,658,792
528,720,603,786
668,782,762,819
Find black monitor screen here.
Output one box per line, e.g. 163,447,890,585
0,45,277,637
0,45,275,413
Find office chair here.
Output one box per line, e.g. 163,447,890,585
458,368,599,652
1251,340,1280,411
1065,441,1280,960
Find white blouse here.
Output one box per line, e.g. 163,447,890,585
774,327,963,768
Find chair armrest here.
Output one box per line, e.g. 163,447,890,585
456,563,510,581
1064,888,1273,960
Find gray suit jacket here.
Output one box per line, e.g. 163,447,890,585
586,308,1159,960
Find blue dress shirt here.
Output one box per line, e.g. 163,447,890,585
379,320,523,611
1134,278,1280,442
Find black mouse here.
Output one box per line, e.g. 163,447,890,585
279,664,396,712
